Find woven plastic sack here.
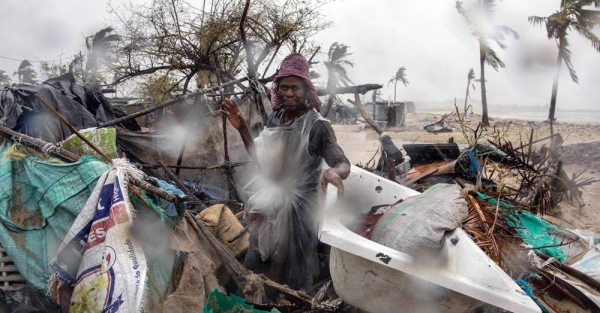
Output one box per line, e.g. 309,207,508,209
371,183,468,255
0,141,109,291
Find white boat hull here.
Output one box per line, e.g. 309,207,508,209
319,165,541,313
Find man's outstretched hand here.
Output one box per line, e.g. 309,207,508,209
222,98,245,130
321,168,345,196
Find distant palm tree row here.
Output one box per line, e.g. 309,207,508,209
320,1,599,127
456,0,600,126
0,27,120,87
0,60,39,85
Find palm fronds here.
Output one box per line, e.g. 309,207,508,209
462,191,517,264
0,70,11,84
560,37,580,83
325,42,354,87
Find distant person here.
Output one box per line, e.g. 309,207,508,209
222,53,351,290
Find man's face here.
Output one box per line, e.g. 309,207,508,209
278,76,307,112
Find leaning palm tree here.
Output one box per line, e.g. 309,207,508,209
0,70,10,85
456,0,519,126
387,66,409,102
322,42,354,117
463,68,477,118
85,27,121,82
13,60,38,84
529,0,600,125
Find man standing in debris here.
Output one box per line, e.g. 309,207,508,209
222,53,351,290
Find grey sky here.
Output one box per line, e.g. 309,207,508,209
1,0,599,110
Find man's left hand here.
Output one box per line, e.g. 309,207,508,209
321,168,345,195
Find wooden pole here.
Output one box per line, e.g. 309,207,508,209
99,76,250,128
136,161,252,170
536,252,600,293
36,95,184,207
0,126,80,162
317,84,382,97
348,94,384,135
35,94,113,163
239,0,256,78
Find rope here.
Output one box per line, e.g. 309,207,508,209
10,135,23,146
515,279,554,313
41,143,56,155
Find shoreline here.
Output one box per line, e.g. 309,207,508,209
418,109,600,126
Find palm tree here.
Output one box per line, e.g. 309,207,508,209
13,60,38,84
85,27,121,82
456,0,519,126
322,42,354,117
529,0,600,125
0,70,10,85
463,68,476,118
387,66,409,102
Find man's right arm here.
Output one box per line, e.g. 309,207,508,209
222,98,258,163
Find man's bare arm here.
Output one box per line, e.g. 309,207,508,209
321,162,350,195
222,98,258,163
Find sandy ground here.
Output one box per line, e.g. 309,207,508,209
332,112,600,234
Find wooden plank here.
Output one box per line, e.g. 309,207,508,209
0,274,25,282
0,285,25,291
0,265,18,272
403,143,461,167
0,256,13,263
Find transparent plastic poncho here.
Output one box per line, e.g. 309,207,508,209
244,109,324,290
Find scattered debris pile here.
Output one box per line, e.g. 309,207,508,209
354,113,600,312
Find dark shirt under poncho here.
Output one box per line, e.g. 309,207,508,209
266,109,350,168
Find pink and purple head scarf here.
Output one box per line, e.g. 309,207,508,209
270,53,321,112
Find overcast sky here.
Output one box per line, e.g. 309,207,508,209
1,0,599,110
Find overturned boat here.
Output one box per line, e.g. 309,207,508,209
319,165,541,313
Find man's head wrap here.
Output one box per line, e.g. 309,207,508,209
271,53,321,112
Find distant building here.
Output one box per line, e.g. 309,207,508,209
371,101,415,128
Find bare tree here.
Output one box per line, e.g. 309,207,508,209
109,0,331,96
